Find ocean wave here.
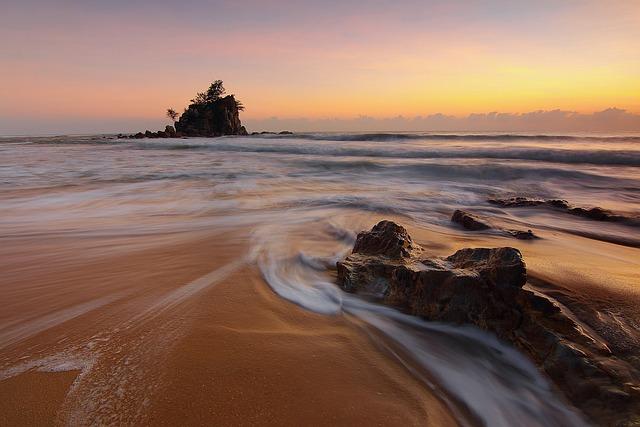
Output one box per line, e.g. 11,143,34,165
283,132,640,143
294,158,627,184
131,141,640,167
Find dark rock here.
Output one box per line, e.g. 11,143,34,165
506,229,538,240
569,206,613,221
451,209,491,230
351,220,419,259
336,220,640,425
175,95,247,137
489,197,639,227
451,209,538,239
278,130,293,135
488,197,547,207
547,199,571,209
165,125,176,137
133,132,145,139
144,130,155,138
156,131,167,138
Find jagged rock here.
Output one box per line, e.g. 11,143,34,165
336,221,640,425
451,209,538,239
133,132,144,139
489,197,639,227
175,95,248,137
165,125,176,137
506,229,537,240
489,197,569,209
278,130,293,134
451,209,491,230
569,206,612,221
352,220,419,259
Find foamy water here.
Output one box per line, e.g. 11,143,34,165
1,132,639,425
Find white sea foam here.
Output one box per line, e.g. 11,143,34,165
252,222,588,427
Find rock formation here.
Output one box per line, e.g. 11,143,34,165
451,209,538,239
120,80,249,138
489,197,640,227
336,220,640,425
451,209,491,230
175,95,248,137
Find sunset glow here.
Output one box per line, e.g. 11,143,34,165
1,0,639,133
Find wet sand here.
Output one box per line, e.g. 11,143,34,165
2,134,639,425
0,229,457,426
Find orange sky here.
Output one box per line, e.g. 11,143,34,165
1,0,639,133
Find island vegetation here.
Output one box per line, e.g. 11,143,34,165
120,80,248,139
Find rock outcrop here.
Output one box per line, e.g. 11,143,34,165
489,197,640,227
451,209,491,230
119,80,249,138
336,221,640,425
175,95,247,137
451,209,538,240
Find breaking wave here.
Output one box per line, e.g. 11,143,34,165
129,140,640,167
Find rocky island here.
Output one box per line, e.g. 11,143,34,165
121,80,248,138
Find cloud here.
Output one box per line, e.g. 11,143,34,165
2,108,638,136
244,108,640,132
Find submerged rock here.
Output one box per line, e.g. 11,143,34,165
489,197,640,227
451,209,491,230
451,209,538,239
506,229,537,239
336,221,640,425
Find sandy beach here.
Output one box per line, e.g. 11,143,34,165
1,133,639,425
0,226,458,426
3,0,640,423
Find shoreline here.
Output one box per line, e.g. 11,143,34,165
1,133,639,425
0,228,458,426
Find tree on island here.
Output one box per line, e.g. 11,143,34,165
190,80,244,111
191,80,226,105
174,79,248,136
166,108,178,123
125,79,247,138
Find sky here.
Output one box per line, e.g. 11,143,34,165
1,0,639,134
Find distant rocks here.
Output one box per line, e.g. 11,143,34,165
451,209,538,239
489,197,640,226
118,126,181,140
164,125,176,137
336,221,640,425
119,80,250,139
250,130,294,135
175,95,247,137
489,197,569,209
